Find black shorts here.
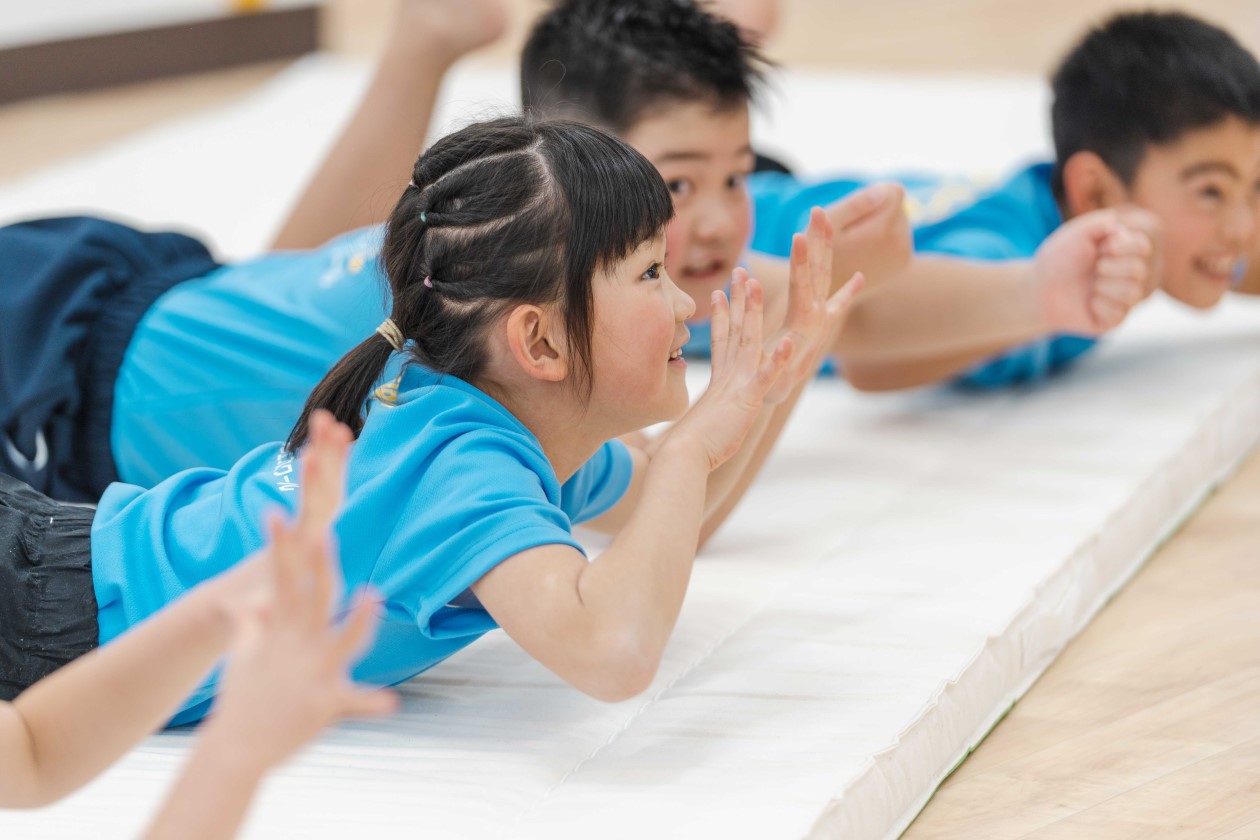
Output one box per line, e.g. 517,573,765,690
0,216,218,502
0,472,98,701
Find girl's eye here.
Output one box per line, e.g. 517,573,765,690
666,179,692,200
642,262,662,281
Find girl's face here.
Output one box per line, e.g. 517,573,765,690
586,232,696,433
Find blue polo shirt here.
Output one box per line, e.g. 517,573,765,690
111,226,390,488
746,164,1098,386
91,364,634,724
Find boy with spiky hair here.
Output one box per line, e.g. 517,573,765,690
520,0,1156,390
748,10,1260,388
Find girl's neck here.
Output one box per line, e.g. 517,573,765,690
481,378,610,484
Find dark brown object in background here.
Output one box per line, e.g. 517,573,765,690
0,6,319,105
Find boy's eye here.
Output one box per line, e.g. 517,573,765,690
666,179,693,200
641,262,662,281
1199,184,1225,203
726,172,747,190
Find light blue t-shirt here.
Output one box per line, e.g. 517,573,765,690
746,164,1098,387
112,226,390,488
91,364,634,724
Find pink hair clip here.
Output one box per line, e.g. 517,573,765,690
423,276,433,288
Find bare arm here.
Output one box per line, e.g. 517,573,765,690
270,0,507,250
0,411,387,834
0,565,247,808
834,256,1046,384
834,208,1159,391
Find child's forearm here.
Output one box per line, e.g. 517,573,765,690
140,726,267,840
1,574,241,808
269,38,451,250
842,336,1027,391
270,3,506,250
572,435,712,691
834,256,1047,366
649,398,777,529
697,377,805,548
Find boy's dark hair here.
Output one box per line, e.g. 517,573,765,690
1051,10,1260,200
287,115,673,450
520,0,768,134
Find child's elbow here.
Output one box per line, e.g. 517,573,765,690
579,630,660,702
0,784,59,810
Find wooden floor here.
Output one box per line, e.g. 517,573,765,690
1,2,1258,837
903,447,1260,839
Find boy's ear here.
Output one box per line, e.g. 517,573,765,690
1061,151,1129,216
504,304,569,383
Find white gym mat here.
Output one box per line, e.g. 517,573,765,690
0,58,1254,840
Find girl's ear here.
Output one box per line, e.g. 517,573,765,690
1061,151,1130,216
504,304,569,383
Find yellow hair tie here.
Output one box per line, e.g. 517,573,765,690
375,319,405,352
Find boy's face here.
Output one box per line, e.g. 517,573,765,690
623,101,755,321
1124,117,1260,308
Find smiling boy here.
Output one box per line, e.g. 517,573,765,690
521,0,1156,386
748,10,1260,388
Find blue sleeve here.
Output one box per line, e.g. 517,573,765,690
913,226,1027,262
957,335,1099,388
747,172,869,257
559,439,634,524
909,164,1095,388
365,432,586,634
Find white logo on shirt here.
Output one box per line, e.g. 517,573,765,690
273,448,300,493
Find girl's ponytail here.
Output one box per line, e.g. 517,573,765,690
285,333,395,451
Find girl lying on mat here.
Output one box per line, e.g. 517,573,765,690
0,116,858,727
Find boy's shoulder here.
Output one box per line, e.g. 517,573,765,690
912,163,1062,261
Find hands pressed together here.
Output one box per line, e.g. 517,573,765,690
674,207,864,470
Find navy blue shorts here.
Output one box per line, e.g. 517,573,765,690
0,472,97,701
0,217,219,502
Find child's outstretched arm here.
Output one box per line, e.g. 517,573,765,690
0,579,235,808
835,206,1160,391
471,276,793,702
0,412,390,818
141,411,395,840
270,0,507,250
